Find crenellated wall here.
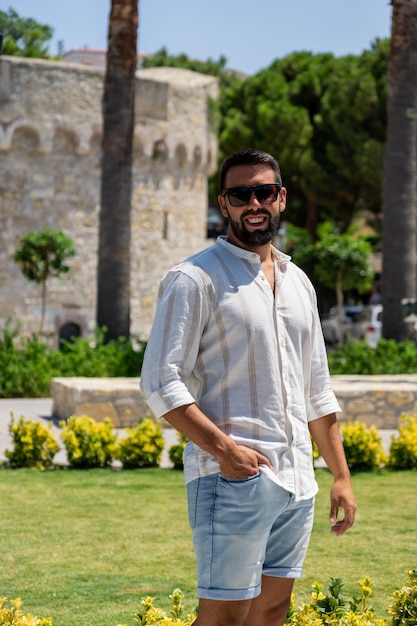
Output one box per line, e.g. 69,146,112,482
0,56,218,342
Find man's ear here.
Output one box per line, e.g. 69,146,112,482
279,187,287,213
218,195,228,219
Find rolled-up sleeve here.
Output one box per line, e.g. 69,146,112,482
307,288,341,421
140,270,208,418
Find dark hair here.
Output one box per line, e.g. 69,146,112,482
219,148,282,191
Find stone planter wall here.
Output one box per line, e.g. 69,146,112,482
331,375,417,429
51,375,417,429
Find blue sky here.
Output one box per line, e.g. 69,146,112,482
5,0,392,74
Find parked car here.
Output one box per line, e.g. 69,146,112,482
321,305,366,344
364,304,383,348
207,206,227,239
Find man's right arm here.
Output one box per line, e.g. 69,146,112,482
164,403,272,479
140,271,271,478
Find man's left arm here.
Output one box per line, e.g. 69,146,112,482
308,413,357,536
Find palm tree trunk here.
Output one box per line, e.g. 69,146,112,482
97,0,138,341
381,0,417,340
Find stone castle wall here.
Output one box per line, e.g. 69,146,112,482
0,56,218,342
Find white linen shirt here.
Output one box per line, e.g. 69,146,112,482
140,237,341,500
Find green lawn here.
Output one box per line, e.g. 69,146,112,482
0,467,416,625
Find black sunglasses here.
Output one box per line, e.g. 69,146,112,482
222,183,281,207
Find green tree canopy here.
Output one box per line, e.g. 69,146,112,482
303,43,388,232
0,7,53,58
144,45,227,73
219,45,388,237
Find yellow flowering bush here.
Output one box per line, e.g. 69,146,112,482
5,572,417,625
388,414,417,469
311,435,320,462
130,578,390,626
116,417,165,468
133,589,196,625
168,433,188,470
340,421,387,471
286,576,388,625
5,414,59,469
60,414,118,468
0,597,53,626
388,569,417,624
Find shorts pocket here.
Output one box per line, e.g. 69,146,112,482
219,471,262,484
186,478,199,529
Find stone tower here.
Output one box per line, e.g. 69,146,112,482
0,56,218,343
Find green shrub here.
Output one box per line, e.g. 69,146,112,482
0,597,54,626
60,414,117,468
388,569,417,625
168,432,188,470
50,327,146,378
340,422,387,471
388,414,417,470
0,320,146,398
0,320,54,398
5,414,59,469
328,339,417,375
116,417,164,469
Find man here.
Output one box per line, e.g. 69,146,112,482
140,148,357,626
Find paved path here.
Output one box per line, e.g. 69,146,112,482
0,398,179,468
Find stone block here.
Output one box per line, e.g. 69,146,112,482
387,390,415,408
75,402,119,424
51,377,151,427
345,398,376,418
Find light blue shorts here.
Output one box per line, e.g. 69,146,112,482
186,471,315,601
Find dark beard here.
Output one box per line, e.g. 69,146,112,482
227,211,281,246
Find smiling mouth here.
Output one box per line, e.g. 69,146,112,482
245,215,269,228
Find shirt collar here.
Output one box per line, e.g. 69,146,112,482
216,236,291,266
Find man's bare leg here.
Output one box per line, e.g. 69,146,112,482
191,577,293,626
243,576,294,626
192,597,252,626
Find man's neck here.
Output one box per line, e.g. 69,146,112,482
225,236,273,263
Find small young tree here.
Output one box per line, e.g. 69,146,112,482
314,222,374,343
287,222,375,344
13,228,76,332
